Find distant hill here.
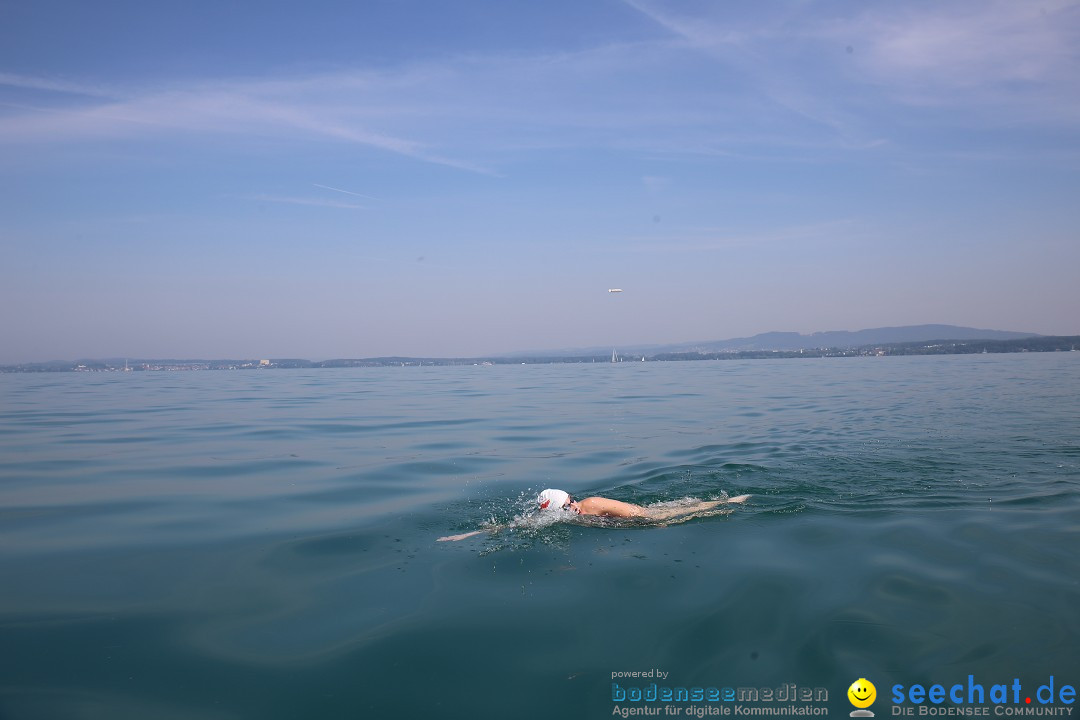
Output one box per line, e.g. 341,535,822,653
662,324,1039,353
510,325,1040,357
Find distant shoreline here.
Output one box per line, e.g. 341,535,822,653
3,336,1078,373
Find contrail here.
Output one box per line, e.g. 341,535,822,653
313,183,378,200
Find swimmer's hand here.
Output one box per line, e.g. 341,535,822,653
437,530,487,542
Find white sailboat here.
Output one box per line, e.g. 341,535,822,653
611,349,619,363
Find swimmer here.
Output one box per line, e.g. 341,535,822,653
538,488,750,520
437,488,750,542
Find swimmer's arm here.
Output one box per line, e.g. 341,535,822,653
437,513,529,542
437,529,488,542
437,522,508,542
577,496,647,518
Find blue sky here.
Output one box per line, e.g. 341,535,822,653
2,0,1078,362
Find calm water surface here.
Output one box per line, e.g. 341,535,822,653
1,354,1078,719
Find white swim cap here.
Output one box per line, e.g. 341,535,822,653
538,489,570,510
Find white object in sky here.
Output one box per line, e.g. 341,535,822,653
608,288,623,293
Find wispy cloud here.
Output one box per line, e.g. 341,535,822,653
856,1,1078,86
243,194,363,210
2,1,1078,174
0,71,495,173
623,0,1080,129
312,183,379,200
0,71,122,99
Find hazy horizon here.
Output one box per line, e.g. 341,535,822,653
2,322,1065,365
3,1,1079,365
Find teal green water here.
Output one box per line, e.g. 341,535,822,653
1,354,1078,719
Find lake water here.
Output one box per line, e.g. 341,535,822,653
1,354,1078,719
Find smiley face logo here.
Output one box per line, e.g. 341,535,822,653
848,678,877,709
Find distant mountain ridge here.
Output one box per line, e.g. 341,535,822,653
665,324,1038,353
510,324,1040,357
